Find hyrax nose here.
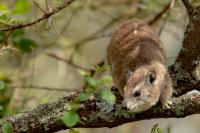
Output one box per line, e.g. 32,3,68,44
122,100,128,109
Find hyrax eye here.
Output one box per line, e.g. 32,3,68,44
147,71,156,84
133,90,141,97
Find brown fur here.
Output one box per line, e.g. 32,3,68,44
107,19,172,112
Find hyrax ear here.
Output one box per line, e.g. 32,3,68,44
126,69,133,80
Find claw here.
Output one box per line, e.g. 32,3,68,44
162,100,172,109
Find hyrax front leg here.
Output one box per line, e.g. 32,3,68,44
160,72,173,109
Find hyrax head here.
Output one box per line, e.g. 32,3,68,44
122,62,166,112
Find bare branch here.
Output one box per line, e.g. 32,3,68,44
9,85,80,92
32,0,47,14
0,31,12,49
0,20,13,27
158,0,176,36
46,52,89,71
0,0,76,32
148,0,177,25
69,15,123,61
69,11,137,61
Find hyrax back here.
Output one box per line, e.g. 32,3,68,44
107,19,172,112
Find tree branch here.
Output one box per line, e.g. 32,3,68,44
181,0,194,14
0,0,76,32
0,91,200,133
9,85,80,92
169,4,200,92
46,52,89,71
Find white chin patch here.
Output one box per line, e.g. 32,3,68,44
126,101,138,111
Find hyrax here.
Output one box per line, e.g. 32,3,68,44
107,19,173,112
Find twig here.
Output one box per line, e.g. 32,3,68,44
9,85,80,92
69,15,123,61
0,31,12,49
158,0,176,36
82,60,105,90
45,0,54,30
0,20,13,27
61,8,77,34
32,0,47,14
45,0,52,12
89,60,105,76
46,52,89,71
0,0,76,32
148,0,177,25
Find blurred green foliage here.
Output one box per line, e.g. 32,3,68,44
2,122,13,133
62,64,115,129
13,0,30,14
0,72,12,118
0,1,38,53
62,111,80,128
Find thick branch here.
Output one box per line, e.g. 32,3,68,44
0,0,76,32
0,91,200,133
169,4,200,95
181,0,194,14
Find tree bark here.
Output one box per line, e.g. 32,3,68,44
0,91,200,133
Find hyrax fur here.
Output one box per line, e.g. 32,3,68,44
107,19,173,112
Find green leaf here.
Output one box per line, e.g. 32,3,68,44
62,112,80,128
75,92,91,102
85,87,95,94
2,123,12,133
157,128,162,133
13,38,38,53
77,69,89,76
0,5,8,11
66,102,80,112
100,75,112,84
98,88,116,105
85,76,98,87
92,65,101,73
13,0,29,14
0,106,3,111
0,80,6,90
70,128,79,133
0,72,7,81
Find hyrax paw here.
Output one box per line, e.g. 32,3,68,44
162,100,172,109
